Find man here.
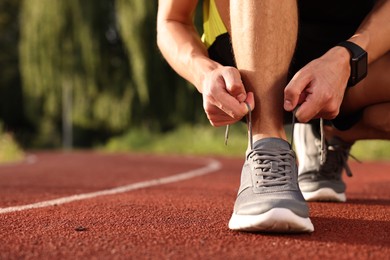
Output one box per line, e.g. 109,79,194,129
157,0,390,233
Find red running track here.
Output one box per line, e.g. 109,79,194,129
0,151,389,259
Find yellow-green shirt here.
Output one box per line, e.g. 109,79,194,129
201,0,228,48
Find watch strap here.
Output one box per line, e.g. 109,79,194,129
337,41,366,58
336,40,368,87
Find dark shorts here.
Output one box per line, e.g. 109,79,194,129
207,0,375,130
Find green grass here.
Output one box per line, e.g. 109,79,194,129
351,140,390,161
103,124,390,161
103,124,248,157
0,131,25,164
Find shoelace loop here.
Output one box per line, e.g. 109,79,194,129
249,150,293,187
324,142,359,177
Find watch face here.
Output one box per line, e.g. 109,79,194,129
351,51,368,86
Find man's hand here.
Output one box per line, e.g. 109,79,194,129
284,47,351,122
201,66,255,126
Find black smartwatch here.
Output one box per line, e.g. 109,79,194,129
337,41,368,87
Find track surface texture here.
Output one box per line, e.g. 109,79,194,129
0,151,389,260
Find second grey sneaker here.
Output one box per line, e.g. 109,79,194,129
228,138,314,233
294,123,353,202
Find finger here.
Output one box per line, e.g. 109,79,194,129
207,92,254,126
284,71,313,111
222,68,247,102
204,88,248,122
206,108,241,126
217,92,251,120
295,97,322,123
244,92,255,112
297,92,308,105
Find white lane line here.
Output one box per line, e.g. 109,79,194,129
0,158,221,214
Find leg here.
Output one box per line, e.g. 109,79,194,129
227,0,313,233
341,52,390,116
326,103,390,143
230,0,298,141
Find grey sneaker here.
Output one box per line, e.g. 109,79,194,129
228,138,314,233
294,123,353,202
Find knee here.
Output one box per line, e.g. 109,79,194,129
362,103,390,133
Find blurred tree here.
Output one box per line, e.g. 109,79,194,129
0,0,26,131
116,0,204,131
19,0,134,146
18,0,204,147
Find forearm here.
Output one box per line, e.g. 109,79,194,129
348,0,390,63
157,20,221,92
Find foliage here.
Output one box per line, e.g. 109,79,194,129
115,0,204,131
351,140,390,161
19,0,133,146
0,123,24,164
15,0,204,148
0,0,26,130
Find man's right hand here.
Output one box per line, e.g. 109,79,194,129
201,66,255,126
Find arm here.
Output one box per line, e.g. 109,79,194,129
157,0,218,90
284,0,390,122
157,0,254,126
350,0,390,63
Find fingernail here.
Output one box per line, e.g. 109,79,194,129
244,101,251,113
284,100,292,110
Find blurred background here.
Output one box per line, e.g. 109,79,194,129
0,0,206,161
0,0,388,163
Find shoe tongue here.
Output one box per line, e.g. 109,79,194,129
253,138,291,151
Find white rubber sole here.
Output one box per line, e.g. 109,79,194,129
302,188,346,202
228,208,314,233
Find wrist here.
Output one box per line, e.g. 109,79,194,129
348,32,370,53
195,57,223,93
336,40,368,87
329,46,351,77
332,45,352,64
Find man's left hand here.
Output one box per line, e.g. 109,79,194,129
283,46,351,122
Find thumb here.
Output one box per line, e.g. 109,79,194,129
244,92,255,112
